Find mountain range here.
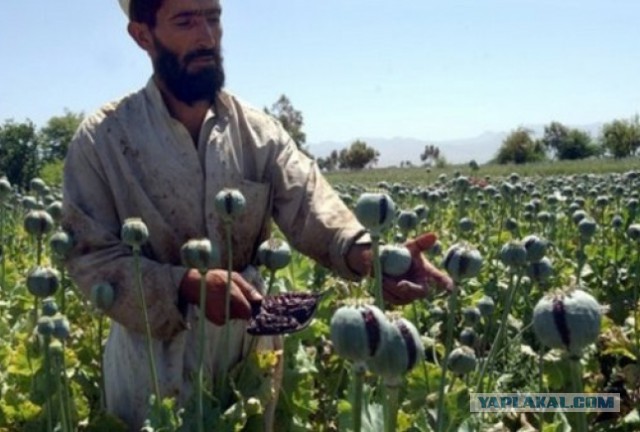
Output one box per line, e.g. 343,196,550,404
307,123,605,167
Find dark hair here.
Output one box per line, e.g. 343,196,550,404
129,0,165,27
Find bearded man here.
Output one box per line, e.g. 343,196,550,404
61,0,453,429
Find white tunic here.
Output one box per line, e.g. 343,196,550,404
62,79,365,429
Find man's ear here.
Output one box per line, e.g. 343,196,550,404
128,22,154,52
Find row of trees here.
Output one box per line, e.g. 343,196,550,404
0,111,83,189
495,117,640,164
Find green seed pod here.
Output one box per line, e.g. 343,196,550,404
595,195,609,208
37,316,55,337
380,244,412,277
532,289,602,357
462,307,482,327
458,217,475,233
180,238,219,273
257,238,292,271
571,209,588,225
29,178,47,194
354,193,396,235
41,298,58,317
330,304,390,365
397,210,419,234
22,196,42,210
121,217,149,248
52,315,71,341
90,282,116,311
429,306,445,322
522,235,548,263
214,188,246,220
611,214,624,230
0,177,11,199
49,230,74,260
504,217,518,232
427,240,442,258
26,266,60,298
527,257,553,284
442,243,483,282
627,224,640,242
499,240,528,269
459,327,477,347
23,210,54,237
447,346,477,375
537,211,552,225
366,317,423,384
578,218,597,240
413,205,428,221
46,201,63,222
476,296,495,317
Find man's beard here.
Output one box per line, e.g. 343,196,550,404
152,35,225,106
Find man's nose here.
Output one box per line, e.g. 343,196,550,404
194,17,219,49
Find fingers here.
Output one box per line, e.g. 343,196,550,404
405,232,437,254
232,272,263,303
383,279,427,305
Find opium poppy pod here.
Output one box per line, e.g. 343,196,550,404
527,257,554,284
121,218,149,248
532,289,602,357
0,177,11,199
442,243,483,282
41,298,59,317
354,193,396,235
476,296,495,318
447,346,477,375
26,266,60,298
90,282,116,311
499,240,528,269
23,210,54,237
329,304,389,365
214,188,246,220
366,317,424,385
257,238,292,271
396,210,419,233
627,224,640,242
49,230,74,260
380,244,412,277
37,316,55,337
52,315,71,341
522,235,548,263
180,238,219,274
29,178,47,194
46,201,63,223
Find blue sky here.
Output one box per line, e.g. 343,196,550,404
1,0,638,145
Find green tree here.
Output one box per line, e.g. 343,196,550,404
0,119,41,189
317,150,339,171
265,95,307,152
338,140,379,170
600,116,640,158
39,109,83,161
495,127,545,164
541,121,598,160
420,144,441,166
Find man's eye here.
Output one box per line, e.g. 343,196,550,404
175,19,192,28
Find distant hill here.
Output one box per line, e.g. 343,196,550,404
307,123,604,167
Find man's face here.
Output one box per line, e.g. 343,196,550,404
147,0,224,105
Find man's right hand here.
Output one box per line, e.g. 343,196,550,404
179,269,263,325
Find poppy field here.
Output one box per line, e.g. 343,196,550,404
0,169,639,432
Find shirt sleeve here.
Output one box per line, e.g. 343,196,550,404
267,125,368,281
61,124,188,340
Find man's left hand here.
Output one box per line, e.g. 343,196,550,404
382,232,454,305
